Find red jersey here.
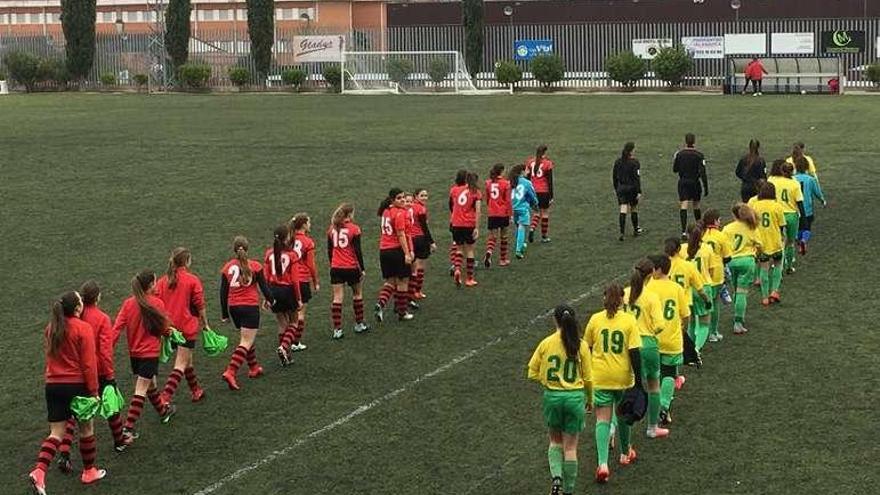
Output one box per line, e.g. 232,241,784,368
328,221,363,270
746,61,766,80
81,304,115,379
485,178,512,218
525,156,554,193
263,247,300,286
156,267,205,339
112,295,170,359
410,202,428,237
221,258,264,307
379,207,407,250
44,316,99,395
449,184,481,228
293,232,319,284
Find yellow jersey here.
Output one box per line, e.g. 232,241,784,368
785,155,818,178
768,176,804,214
583,310,641,390
527,330,592,391
623,286,663,338
702,227,732,285
748,198,787,255
685,243,719,287
723,220,761,258
669,255,705,306
644,278,690,355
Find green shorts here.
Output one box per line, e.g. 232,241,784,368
691,284,714,317
783,213,799,242
593,389,625,408
728,256,756,290
660,353,684,367
640,336,660,380
542,390,586,434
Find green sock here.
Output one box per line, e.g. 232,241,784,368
734,291,747,323
548,444,563,479
759,267,770,299
687,316,696,341
660,377,675,410
785,245,795,270
562,460,578,494
770,264,783,293
694,318,709,352
710,288,720,335
617,422,631,454
595,420,611,466
648,390,661,425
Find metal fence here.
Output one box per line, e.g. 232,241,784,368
1,18,878,90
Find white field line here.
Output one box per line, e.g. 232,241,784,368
194,278,614,495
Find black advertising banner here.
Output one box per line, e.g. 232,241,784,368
821,30,865,54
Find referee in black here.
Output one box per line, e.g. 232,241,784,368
673,133,709,238
612,141,643,241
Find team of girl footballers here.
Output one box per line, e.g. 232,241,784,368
27,147,556,494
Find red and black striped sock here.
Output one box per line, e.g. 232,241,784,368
331,302,343,329
353,297,365,323
227,346,247,374
454,251,463,270
293,319,305,344
58,418,76,455
162,368,183,399
107,414,124,444
124,394,145,430
448,243,456,265
486,235,496,256
500,236,509,261
184,367,200,391
79,434,97,469
33,437,60,473
280,324,296,350
377,283,394,307
466,257,475,280
530,215,539,231
541,217,550,237
395,290,408,316
146,387,165,414
246,346,259,369
407,277,417,301
414,269,425,294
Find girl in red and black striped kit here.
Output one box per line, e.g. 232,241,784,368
484,163,513,268
264,224,303,367
290,214,319,352
56,281,128,473
448,170,468,275
525,144,555,243
29,291,106,495
220,236,275,391
410,189,436,302
113,270,175,442
328,203,370,339
449,172,482,287
156,248,209,404
375,188,415,322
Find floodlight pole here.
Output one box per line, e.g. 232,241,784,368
148,0,169,91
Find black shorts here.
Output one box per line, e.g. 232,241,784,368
757,252,783,263
269,284,298,313
413,236,432,260
229,305,260,329
678,179,702,202
487,216,510,230
451,226,476,245
330,268,362,286
299,282,312,304
616,186,639,206
380,248,411,279
45,383,89,422
130,357,159,379
536,192,553,209
173,338,196,350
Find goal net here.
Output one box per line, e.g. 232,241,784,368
341,51,481,94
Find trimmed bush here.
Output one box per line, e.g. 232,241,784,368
322,64,344,93
530,54,565,89
387,57,414,86
100,72,117,86
605,52,646,88
133,73,149,88
281,68,307,90
866,63,880,88
36,57,69,88
3,51,40,91
428,57,450,88
228,66,251,88
652,46,693,87
494,60,522,87
177,62,211,89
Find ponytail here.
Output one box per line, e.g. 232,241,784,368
166,247,191,289
621,142,635,163
80,280,100,306
331,203,354,230
378,188,403,217
466,172,479,192
701,209,720,229
272,225,289,276
131,270,167,336
664,237,681,257
686,223,703,260
489,164,504,180
603,282,624,318
629,258,654,307
745,139,760,172
535,144,548,168
733,203,758,230
233,236,253,286
290,212,309,232
47,291,80,356
507,164,525,186
554,303,580,360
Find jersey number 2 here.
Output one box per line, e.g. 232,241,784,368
546,356,577,383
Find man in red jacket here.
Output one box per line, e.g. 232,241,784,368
742,57,768,96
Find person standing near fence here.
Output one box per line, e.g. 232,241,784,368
742,58,768,96
673,133,709,239
612,142,644,241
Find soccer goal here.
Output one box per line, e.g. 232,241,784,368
341,50,501,94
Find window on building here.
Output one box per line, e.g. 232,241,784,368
0,14,8,25
218,10,231,21
236,9,247,21
101,12,115,23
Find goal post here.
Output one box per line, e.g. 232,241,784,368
341,50,495,94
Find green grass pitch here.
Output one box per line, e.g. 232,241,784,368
1,93,879,494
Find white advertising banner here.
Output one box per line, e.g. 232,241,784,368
681,36,725,59
632,38,673,59
292,35,345,63
771,32,815,54
724,33,767,55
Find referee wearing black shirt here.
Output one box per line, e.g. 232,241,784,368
673,133,709,237
612,142,643,241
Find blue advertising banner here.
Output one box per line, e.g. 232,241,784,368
514,39,554,60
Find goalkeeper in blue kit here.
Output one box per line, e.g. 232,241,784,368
509,164,539,259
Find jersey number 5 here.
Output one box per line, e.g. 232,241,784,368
489,183,500,200
331,228,350,248
381,217,394,235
